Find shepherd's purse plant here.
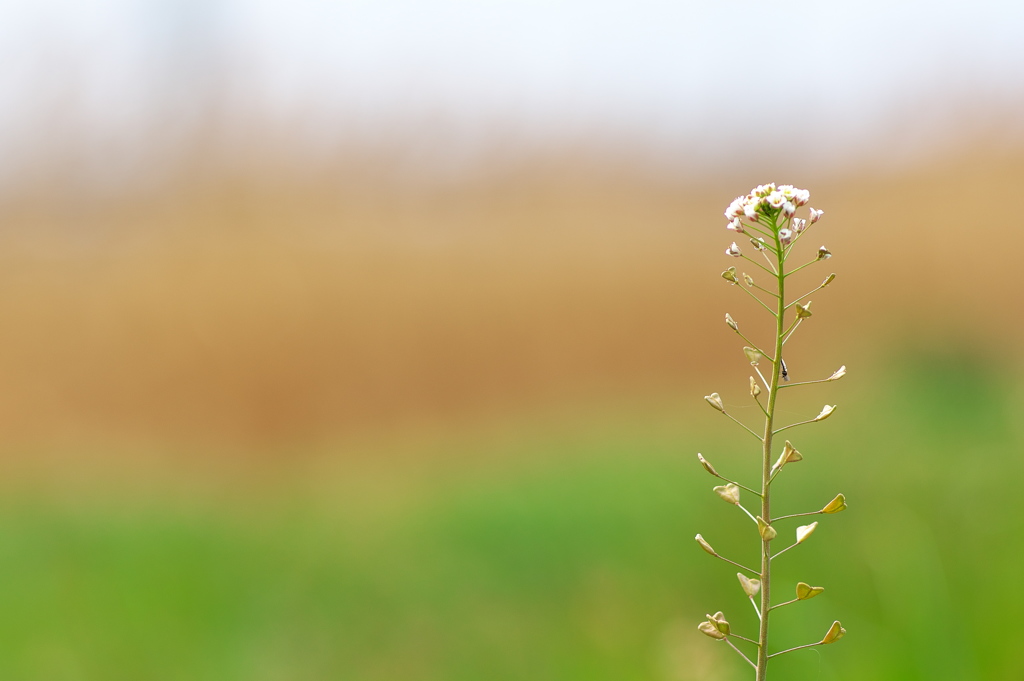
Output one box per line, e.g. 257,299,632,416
694,184,847,680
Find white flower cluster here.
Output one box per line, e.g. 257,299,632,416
725,183,812,231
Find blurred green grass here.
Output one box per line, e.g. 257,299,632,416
0,348,1020,680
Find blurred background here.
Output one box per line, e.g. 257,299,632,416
0,1,1023,679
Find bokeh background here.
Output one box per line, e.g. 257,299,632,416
1,2,1023,679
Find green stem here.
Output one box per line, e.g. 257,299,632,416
777,377,831,390
756,216,787,681
736,282,779,317
772,510,822,522
768,598,799,612
769,642,822,659
729,327,774,362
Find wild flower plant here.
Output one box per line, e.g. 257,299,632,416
695,184,846,680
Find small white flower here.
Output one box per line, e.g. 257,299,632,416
749,238,766,251
725,242,742,257
725,197,746,220
743,202,759,223
791,217,807,233
778,229,793,245
767,191,785,209
727,218,745,232
809,208,824,223
782,201,796,216
794,189,810,206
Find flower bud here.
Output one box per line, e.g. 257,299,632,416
828,365,846,381
726,243,742,257
705,393,725,412
743,273,755,287
782,201,796,217
737,573,761,598
697,453,719,477
714,483,740,505
821,493,847,514
771,440,803,475
809,208,824,224
725,313,738,331
792,217,807,233
722,267,739,284
698,621,727,640
821,621,846,644
757,516,777,541
749,376,761,397
695,534,716,556
796,521,818,544
779,228,793,245
813,405,836,422
728,218,745,233
796,582,824,600
707,611,731,635
795,302,813,319
743,346,762,365
821,273,836,287
817,246,831,260
749,238,766,251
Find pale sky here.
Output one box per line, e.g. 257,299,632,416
2,0,1023,182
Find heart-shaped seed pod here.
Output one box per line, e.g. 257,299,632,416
771,440,803,475
695,534,716,556
705,393,725,412
821,493,847,514
697,453,719,477
796,522,818,544
707,611,731,635
698,621,727,640
737,573,761,598
713,483,740,505
796,582,824,600
757,517,777,541
821,621,846,644
813,405,835,422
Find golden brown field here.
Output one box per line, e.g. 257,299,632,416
0,144,1018,454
